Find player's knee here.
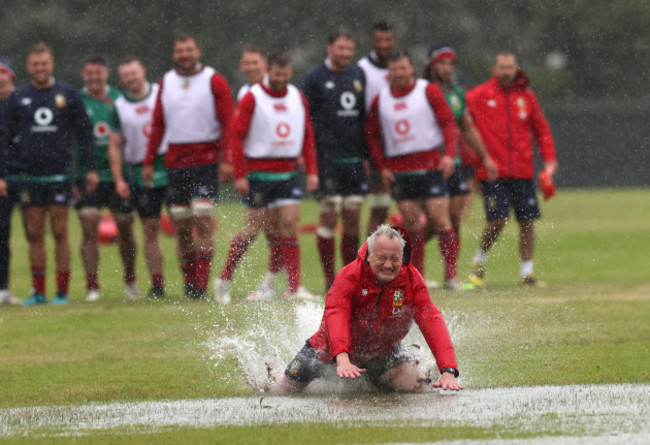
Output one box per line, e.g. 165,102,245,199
191,199,214,218
169,205,192,221
368,192,391,209
342,195,364,211
78,206,100,218
319,195,342,214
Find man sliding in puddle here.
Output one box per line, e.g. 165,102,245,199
275,225,463,393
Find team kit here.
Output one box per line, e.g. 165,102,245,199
0,21,557,306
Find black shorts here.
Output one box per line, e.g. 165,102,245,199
316,160,368,199
131,186,167,219
391,170,449,202
167,165,219,206
20,180,75,208
447,165,470,197
76,180,133,214
481,179,541,222
244,173,302,209
284,340,410,388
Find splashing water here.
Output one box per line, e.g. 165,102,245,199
204,300,449,393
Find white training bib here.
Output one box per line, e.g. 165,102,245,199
160,66,222,144
115,83,168,164
244,84,305,159
358,55,390,110
378,79,443,158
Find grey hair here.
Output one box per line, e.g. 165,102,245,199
367,224,406,255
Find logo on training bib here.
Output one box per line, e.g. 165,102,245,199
276,122,291,138
395,119,410,136
143,122,152,138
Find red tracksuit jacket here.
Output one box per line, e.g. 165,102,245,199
466,71,556,180
309,240,458,371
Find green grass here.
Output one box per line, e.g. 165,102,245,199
1,188,649,442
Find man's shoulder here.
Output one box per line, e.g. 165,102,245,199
303,63,328,82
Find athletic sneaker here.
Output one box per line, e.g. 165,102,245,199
0,289,21,305
247,280,275,301
21,292,48,306
442,277,462,291
85,289,100,302
52,292,69,305
184,283,195,299
125,282,141,300
468,262,485,287
283,286,320,301
426,280,441,290
521,274,546,287
213,278,232,304
146,287,166,299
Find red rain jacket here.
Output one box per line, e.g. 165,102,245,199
309,239,458,371
466,71,556,180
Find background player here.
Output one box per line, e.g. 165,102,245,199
6,43,98,305
0,56,21,304
76,55,138,301
358,20,397,236
366,50,460,287
108,56,168,299
466,52,557,286
216,53,319,302
302,27,368,292
144,33,234,300
424,44,497,288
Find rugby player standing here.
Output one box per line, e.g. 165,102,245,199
302,28,368,292
108,56,168,299
5,43,98,305
424,44,497,289
366,50,461,286
216,53,319,301
76,55,138,301
144,34,234,300
466,52,557,286
358,20,397,236
0,57,21,304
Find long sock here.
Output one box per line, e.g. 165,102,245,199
316,233,335,290
473,249,488,265
56,270,70,295
181,253,194,286
267,236,283,274
124,266,136,284
281,237,301,293
32,267,46,295
151,273,164,290
408,229,425,276
438,229,460,282
220,234,252,281
194,249,213,292
341,234,359,266
520,260,533,278
87,273,99,291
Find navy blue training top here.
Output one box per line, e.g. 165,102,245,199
300,62,367,163
4,80,95,179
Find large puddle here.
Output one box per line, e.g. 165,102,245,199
1,384,648,441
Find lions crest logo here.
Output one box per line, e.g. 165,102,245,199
392,289,404,307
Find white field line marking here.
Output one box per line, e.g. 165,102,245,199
0,384,648,438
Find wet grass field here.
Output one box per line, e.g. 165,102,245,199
1,188,649,443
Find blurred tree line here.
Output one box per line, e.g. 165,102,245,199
2,0,649,186
1,0,649,107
